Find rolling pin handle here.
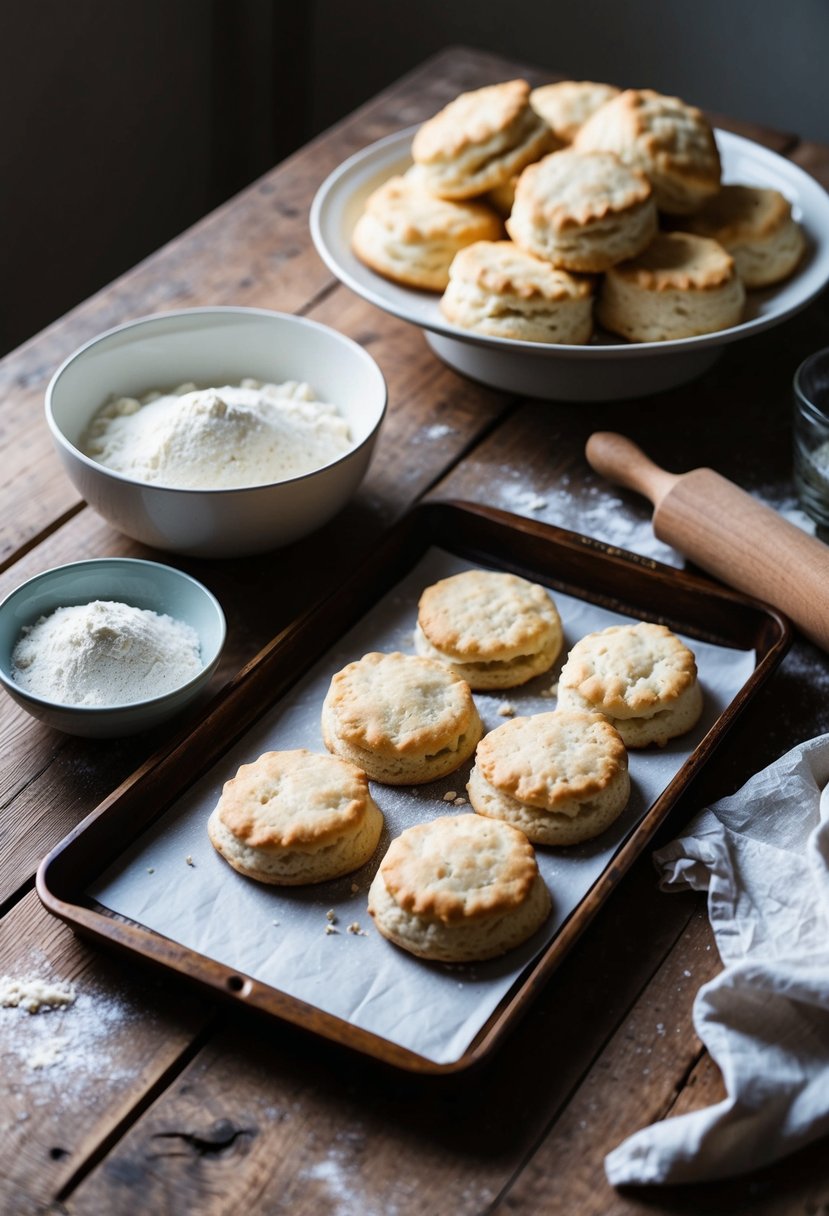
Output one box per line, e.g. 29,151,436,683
585,432,680,508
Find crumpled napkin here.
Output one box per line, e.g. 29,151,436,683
605,733,829,1186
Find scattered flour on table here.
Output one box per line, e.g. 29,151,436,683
491,470,681,564
490,469,819,563
772,645,829,742
0,975,76,1013
417,423,455,443
81,378,352,489
301,1143,406,1216
1,962,146,1112
11,599,202,706
780,645,829,693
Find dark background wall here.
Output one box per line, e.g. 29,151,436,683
0,0,311,354
311,0,829,143
3,0,827,356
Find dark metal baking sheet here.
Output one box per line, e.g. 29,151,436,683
37,502,790,1073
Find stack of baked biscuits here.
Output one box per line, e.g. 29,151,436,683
208,566,706,967
351,77,806,344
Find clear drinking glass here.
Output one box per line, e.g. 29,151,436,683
793,346,829,530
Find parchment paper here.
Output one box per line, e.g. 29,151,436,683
90,548,755,1065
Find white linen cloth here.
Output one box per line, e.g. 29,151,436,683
605,734,829,1186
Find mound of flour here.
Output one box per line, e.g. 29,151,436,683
81,379,352,489
11,600,203,706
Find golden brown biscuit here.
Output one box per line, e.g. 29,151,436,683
352,174,503,291
507,148,658,272
466,709,630,845
207,749,384,884
574,88,721,215
684,184,806,288
530,80,621,144
597,231,745,341
411,79,557,199
440,240,594,343
414,569,563,689
556,622,704,747
367,813,552,961
321,651,483,784
486,174,519,218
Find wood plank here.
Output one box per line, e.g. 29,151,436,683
0,892,213,1207
0,1181,60,1216
488,910,719,1216
64,850,701,1215
0,45,526,569
0,288,508,908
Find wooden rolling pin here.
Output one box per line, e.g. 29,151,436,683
585,431,829,652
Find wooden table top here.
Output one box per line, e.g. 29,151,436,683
2,46,828,1215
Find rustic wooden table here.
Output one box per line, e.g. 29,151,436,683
2,47,828,1216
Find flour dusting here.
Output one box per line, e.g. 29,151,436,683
302,1147,400,1216
488,469,681,564
419,423,454,442
0,975,76,1013
1,959,146,1114
487,466,820,566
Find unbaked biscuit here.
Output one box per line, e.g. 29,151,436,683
440,240,594,344
597,231,745,341
684,184,806,288
351,175,503,291
530,80,621,144
367,813,552,962
321,651,483,785
506,148,658,272
414,569,563,689
207,749,384,885
574,88,721,215
411,79,557,199
466,710,630,845
556,622,703,747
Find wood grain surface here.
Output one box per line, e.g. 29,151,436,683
1,45,827,1216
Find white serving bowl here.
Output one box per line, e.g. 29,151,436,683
46,308,387,557
311,126,829,401
0,559,226,737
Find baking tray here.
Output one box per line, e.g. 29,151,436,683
37,501,790,1073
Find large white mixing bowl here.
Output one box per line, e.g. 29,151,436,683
46,307,387,557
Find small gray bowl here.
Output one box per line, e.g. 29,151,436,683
0,559,226,737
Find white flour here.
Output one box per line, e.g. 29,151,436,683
0,975,76,1013
12,599,202,706
81,378,352,489
0,962,140,1101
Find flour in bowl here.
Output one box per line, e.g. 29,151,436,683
11,600,203,706
81,378,353,489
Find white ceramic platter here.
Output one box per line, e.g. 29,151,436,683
311,126,829,401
